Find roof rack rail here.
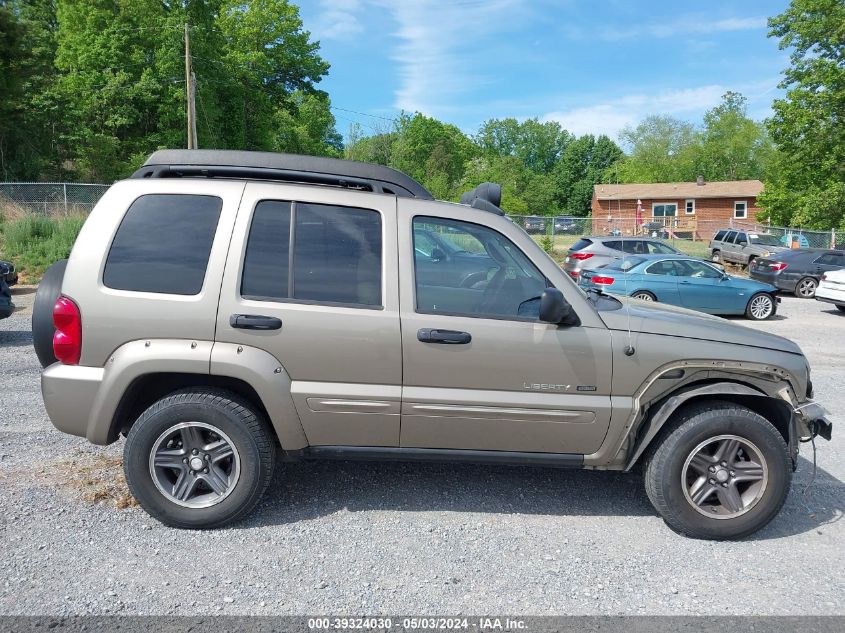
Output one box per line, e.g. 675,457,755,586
131,149,433,200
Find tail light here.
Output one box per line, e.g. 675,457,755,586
568,271,580,280
569,252,593,261
592,275,615,285
770,262,788,272
821,274,827,282
53,295,82,365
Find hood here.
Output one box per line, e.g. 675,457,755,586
597,296,802,355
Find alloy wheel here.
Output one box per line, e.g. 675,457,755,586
749,294,774,319
796,278,817,298
632,292,654,301
681,434,768,519
148,421,241,508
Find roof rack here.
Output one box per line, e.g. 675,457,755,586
131,149,433,199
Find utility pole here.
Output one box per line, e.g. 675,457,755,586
184,23,198,149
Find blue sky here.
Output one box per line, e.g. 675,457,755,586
298,0,790,141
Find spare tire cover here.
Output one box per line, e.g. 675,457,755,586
32,259,68,368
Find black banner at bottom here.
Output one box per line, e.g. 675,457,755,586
0,616,843,633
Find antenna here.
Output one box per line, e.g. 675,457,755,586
616,174,635,357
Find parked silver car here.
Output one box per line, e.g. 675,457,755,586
709,229,788,266
34,150,831,539
563,236,681,281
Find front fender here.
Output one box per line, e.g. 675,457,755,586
623,381,794,470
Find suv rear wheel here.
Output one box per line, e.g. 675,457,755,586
124,388,275,529
644,401,791,540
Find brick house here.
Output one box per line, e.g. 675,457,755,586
591,178,764,240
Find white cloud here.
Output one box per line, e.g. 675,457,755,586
374,0,527,114
599,15,767,40
312,0,364,41
541,85,727,138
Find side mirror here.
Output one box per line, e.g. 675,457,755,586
430,248,446,262
738,240,747,246
539,288,578,325
720,273,730,281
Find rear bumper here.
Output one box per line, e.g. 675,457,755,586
816,284,845,305
749,270,794,292
41,363,105,442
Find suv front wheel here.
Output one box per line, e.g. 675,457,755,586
124,388,275,529
644,401,791,540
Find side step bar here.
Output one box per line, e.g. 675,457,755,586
294,446,584,468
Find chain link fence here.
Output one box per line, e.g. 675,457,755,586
0,183,109,216
729,219,838,250
509,214,839,250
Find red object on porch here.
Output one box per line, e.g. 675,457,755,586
635,199,643,225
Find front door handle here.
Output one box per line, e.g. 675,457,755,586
417,328,472,344
230,314,282,330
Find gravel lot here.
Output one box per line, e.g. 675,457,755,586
1,288,842,616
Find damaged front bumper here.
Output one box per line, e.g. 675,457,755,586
793,401,833,442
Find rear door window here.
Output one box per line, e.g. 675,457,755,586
241,201,383,308
104,194,222,295
725,231,737,244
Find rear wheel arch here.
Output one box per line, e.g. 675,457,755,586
111,373,275,445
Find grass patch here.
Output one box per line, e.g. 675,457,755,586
0,204,86,282
49,452,138,510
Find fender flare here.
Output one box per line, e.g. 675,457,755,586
623,381,792,470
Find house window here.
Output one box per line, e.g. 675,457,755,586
734,201,747,219
653,203,677,217
685,199,695,214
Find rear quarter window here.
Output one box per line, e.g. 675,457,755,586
103,194,223,295
569,238,593,251
713,230,727,241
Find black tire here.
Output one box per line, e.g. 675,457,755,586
32,259,68,368
711,250,721,264
644,400,791,540
746,256,757,268
837,305,845,313
794,276,818,299
124,388,275,529
745,292,777,320
631,290,657,302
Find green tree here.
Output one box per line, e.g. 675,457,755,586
475,117,570,173
697,91,772,181
613,115,698,183
391,113,477,199
759,0,845,229
0,0,59,179
555,134,622,215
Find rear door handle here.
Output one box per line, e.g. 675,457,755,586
417,328,472,344
230,314,282,330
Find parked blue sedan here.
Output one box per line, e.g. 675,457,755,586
579,255,780,320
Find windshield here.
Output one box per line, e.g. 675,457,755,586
605,256,645,272
749,234,781,246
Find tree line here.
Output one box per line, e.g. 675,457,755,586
0,0,842,228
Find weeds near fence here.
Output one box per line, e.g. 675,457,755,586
0,198,86,281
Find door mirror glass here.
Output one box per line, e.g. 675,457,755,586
737,239,747,246
539,288,576,324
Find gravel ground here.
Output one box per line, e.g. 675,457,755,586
0,288,842,616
